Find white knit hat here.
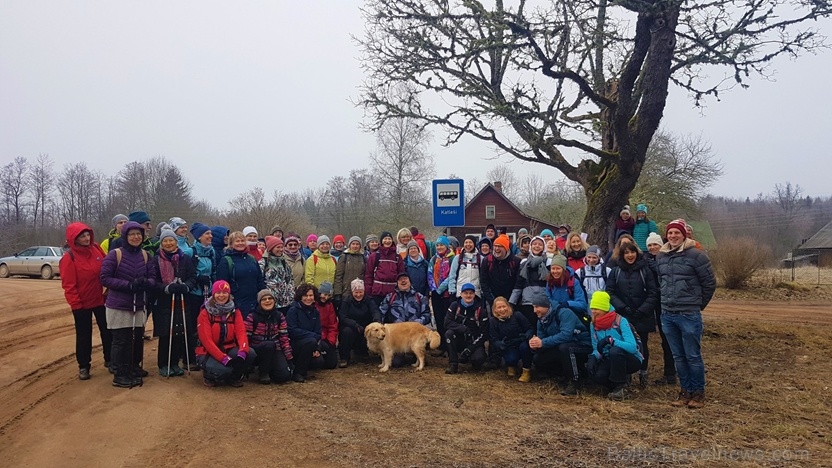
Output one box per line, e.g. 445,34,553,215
242,226,258,237
646,232,663,246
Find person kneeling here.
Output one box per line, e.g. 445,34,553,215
585,291,643,401
489,296,534,382
246,290,294,384
287,284,338,383
444,283,489,374
196,280,256,387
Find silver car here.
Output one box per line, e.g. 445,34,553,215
0,246,64,279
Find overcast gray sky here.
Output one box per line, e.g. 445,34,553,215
2,1,830,210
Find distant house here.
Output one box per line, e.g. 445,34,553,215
795,219,832,266
447,182,560,241
686,220,717,250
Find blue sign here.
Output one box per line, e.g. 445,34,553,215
432,179,465,227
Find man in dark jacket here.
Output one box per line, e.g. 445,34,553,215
444,283,489,374
480,234,520,306
378,272,430,325
528,294,591,395
656,219,716,409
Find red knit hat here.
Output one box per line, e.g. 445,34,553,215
665,219,688,238
212,280,231,295
265,235,283,252
333,234,346,245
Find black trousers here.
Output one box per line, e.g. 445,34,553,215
655,311,676,377
293,338,338,377
445,329,487,368
593,347,642,387
157,334,185,369
533,342,592,381
431,293,451,351
73,306,112,370
111,327,144,379
639,330,651,372
518,304,537,331
184,294,204,365
252,342,292,383
338,325,368,362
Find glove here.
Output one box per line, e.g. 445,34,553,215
596,336,613,354
197,275,211,287
460,347,472,360
166,283,189,295
230,356,245,373
237,350,248,360
130,279,146,292
221,355,232,366
586,355,598,375
559,301,569,310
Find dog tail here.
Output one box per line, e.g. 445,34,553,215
428,331,441,350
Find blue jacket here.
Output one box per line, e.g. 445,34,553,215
633,218,658,252
210,226,229,261
286,301,322,343
216,249,265,318
190,242,215,297
379,288,430,325
536,305,590,348
405,255,429,296
176,235,193,258
544,267,588,312
589,314,643,362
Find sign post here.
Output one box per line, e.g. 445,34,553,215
432,179,465,228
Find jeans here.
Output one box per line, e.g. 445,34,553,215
292,338,338,377
252,342,291,383
533,342,592,381
662,311,705,392
72,306,112,370
593,347,642,388
495,341,533,369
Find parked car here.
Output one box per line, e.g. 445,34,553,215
0,246,64,279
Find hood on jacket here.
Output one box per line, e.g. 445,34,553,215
121,221,146,240
211,226,229,251
660,238,697,254
66,221,95,246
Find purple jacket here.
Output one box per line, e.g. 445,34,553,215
100,222,156,311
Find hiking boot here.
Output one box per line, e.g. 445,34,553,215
687,391,705,409
518,368,532,383
445,363,459,375
638,371,648,389
338,360,349,368
292,373,306,383
130,377,143,387
79,368,91,381
171,365,185,376
112,375,133,388
560,381,580,396
672,390,692,407
202,377,217,387
228,378,244,388
104,361,113,374
507,367,517,378
655,374,676,386
188,363,201,372
159,366,175,377
608,385,627,401
133,368,149,378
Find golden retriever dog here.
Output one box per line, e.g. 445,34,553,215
364,322,441,372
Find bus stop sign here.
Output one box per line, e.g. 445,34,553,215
432,179,465,227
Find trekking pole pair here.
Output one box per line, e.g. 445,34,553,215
166,281,191,378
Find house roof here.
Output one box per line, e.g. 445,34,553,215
798,219,832,250
465,183,559,227
686,220,717,250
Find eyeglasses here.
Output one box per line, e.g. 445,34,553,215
127,232,144,238
261,296,275,301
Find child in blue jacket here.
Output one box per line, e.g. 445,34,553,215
586,291,643,401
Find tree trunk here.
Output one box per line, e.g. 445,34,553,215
580,160,639,253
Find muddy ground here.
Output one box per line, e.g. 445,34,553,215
0,278,829,467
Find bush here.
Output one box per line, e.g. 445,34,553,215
712,238,772,289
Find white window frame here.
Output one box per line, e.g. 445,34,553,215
485,205,496,219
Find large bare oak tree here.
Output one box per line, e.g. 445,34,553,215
357,0,831,248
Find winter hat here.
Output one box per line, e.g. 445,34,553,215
318,281,333,295
242,226,258,237
112,214,128,228
646,232,663,246
531,294,550,309
460,283,476,292
379,231,394,243
190,222,210,241
397,271,410,280
464,235,478,246
590,291,612,312
350,278,365,292
159,228,176,243
317,235,331,246
284,233,301,244
156,222,170,236
448,236,460,250
348,236,363,250
477,237,492,250
518,234,532,245
121,221,144,239
518,228,529,236
406,239,419,253
365,234,378,246
493,234,510,252
270,225,283,236
485,223,496,233
258,289,275,303
620,205,631,216
169,217,187,232
435,235,449,247
212,280,231,295
306,234,318,244
530,236,546,248
333,234,346,245
265,235,283,252
665,219,688,238
128,211,151,224
586,245,602,257
636,204,648,215
540,229,554,238
547,254,568,270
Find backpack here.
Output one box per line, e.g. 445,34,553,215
594,315,643,355
450,301,483,322
485,255,518,275
225,254,255,290
579,264,608,283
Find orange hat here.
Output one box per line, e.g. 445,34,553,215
493,234,511,251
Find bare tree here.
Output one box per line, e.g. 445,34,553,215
358,0,831,249
485,166,519,201
57,162,104,224
29,154,54,229
773,182,804,222
226,188,315,236
521,173,548,207
1,156,30,225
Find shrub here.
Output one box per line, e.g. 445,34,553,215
712,238,772,289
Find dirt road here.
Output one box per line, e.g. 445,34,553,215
0,278,828,467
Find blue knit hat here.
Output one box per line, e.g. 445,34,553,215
636,203,648,214
128,211,150,224
435,235,449,247
540,229,554,237
190,222,211,240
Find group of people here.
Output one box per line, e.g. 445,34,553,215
60,204,715,408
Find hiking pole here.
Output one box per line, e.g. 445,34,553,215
166,292,175,378
181,292,190,375
129,292,137,389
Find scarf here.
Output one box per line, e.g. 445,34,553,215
432,252,454,287
547,273,568,289
204,297,236,317
567,249,586,260
158,248,181,285
594,311,617,331
519,254,546,281
284,249,302,261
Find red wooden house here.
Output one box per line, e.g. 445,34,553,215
447,182,560,241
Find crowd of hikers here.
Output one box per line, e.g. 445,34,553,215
60,204,715,408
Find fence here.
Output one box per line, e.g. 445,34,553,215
777,253,832,285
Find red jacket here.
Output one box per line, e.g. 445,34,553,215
248,244,263,262
60,222,106,311
316,301,339,347
364,246,404,297
412,233,429,259
196,306,250,362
